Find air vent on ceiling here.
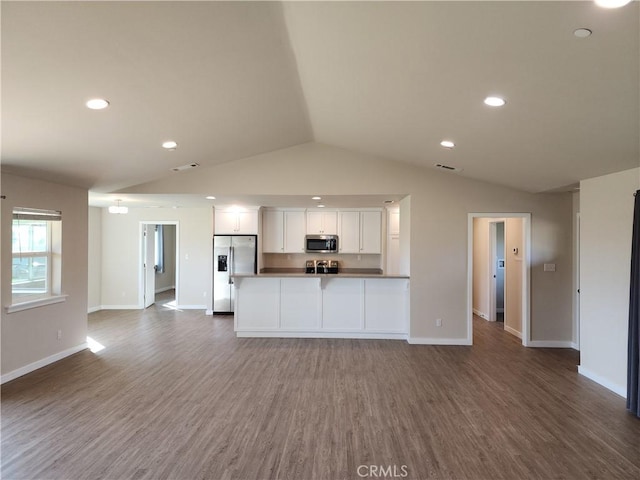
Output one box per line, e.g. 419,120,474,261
171,163,200,172
433,163,463,173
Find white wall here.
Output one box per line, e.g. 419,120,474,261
88,207,102,312
99,207,212,310
505,217,523,336
579,167,639,396
124,142,574,344
1,173,88,379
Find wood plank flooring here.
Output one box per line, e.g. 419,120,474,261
2,298,639,479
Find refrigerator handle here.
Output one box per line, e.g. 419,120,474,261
228,246,234,284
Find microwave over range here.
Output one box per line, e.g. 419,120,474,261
305,235,339,253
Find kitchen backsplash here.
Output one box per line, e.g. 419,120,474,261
262,253,381,270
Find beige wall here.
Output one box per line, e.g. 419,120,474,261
100,207,212,310
1,173,88,377
505,217,523,336
125,142,574,343
473,217,490,318
579,167,639,396
88,207,102,312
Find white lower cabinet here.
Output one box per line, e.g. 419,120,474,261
280,278,321,330
322,278,363,331
234,276,409,338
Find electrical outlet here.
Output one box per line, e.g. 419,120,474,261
57,329,62,340
436,318,442,327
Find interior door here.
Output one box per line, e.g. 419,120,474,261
144,224,156,308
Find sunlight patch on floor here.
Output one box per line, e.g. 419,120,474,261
86,336,105,353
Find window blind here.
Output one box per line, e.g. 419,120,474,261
13,207,62,222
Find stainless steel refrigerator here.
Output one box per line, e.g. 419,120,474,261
213,235,257,313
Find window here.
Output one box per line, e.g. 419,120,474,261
154,225,164,273
12,207,62,304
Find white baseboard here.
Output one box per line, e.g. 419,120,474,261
407,337,472,346
472,308,489,320
87,305,102,314
155,286,175,294
577,365,626,398
236,331,408,340
504,325,522,339
205,309,214,316
176,305,207,310
528,340,574,348
1,343,88,385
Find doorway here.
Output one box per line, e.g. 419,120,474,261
139,222,179,309
468,213,531,346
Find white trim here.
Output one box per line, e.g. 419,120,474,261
504,325,522,339
205,309,214,316
570,342,579,350
528,340,575,348
87,305,101,314
473,308,489,320
407,337,473,346
577,366,626,398
236,331,407,340
175,304,207,310
5,294,68,314
1,343,88,384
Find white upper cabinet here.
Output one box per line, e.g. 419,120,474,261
338,211,360,253
262,210,284,252
359,211,381,254
388,209,400,236
338,210,381,254
262,209,306,253
306,211,337,235
284,211,306,253
215,208,259,235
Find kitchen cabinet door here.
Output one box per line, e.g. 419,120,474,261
262,210,284,252
338,211,360,253
306,211,337,235
284,211,306,253
215,210,258,234
360,211,381,253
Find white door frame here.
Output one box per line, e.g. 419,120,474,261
468,213,531,346
139,221,180,309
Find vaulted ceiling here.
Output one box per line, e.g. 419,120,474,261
2,1,638,196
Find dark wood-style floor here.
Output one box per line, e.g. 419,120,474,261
2,293,639,480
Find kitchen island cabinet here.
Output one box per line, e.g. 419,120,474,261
232,274,409,339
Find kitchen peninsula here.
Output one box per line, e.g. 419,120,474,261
231,272,409,339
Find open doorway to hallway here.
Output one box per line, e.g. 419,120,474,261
140,222,179,309
468,213,531,346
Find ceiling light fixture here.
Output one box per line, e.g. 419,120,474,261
574,28,592,38
440,140,455,149
162,140,178,150
317,204,325,208
108,199,128,214
484,96,506,107
594,0,632,8
312,196,321,200
206,196,216,200
86,98,110,110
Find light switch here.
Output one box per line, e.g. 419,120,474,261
544,263,556,272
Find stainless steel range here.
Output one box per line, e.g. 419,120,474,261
305,260,339,274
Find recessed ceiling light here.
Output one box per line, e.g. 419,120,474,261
384,200,395,204
594,0,632,8
317,204,325,208
162,141,178,150
440,140,455,149
86,98,110,110
206,196,216,200
312,196,321,200
574,28,592,38
484,96,506,107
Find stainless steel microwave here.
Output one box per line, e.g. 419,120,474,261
305,235,339,253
